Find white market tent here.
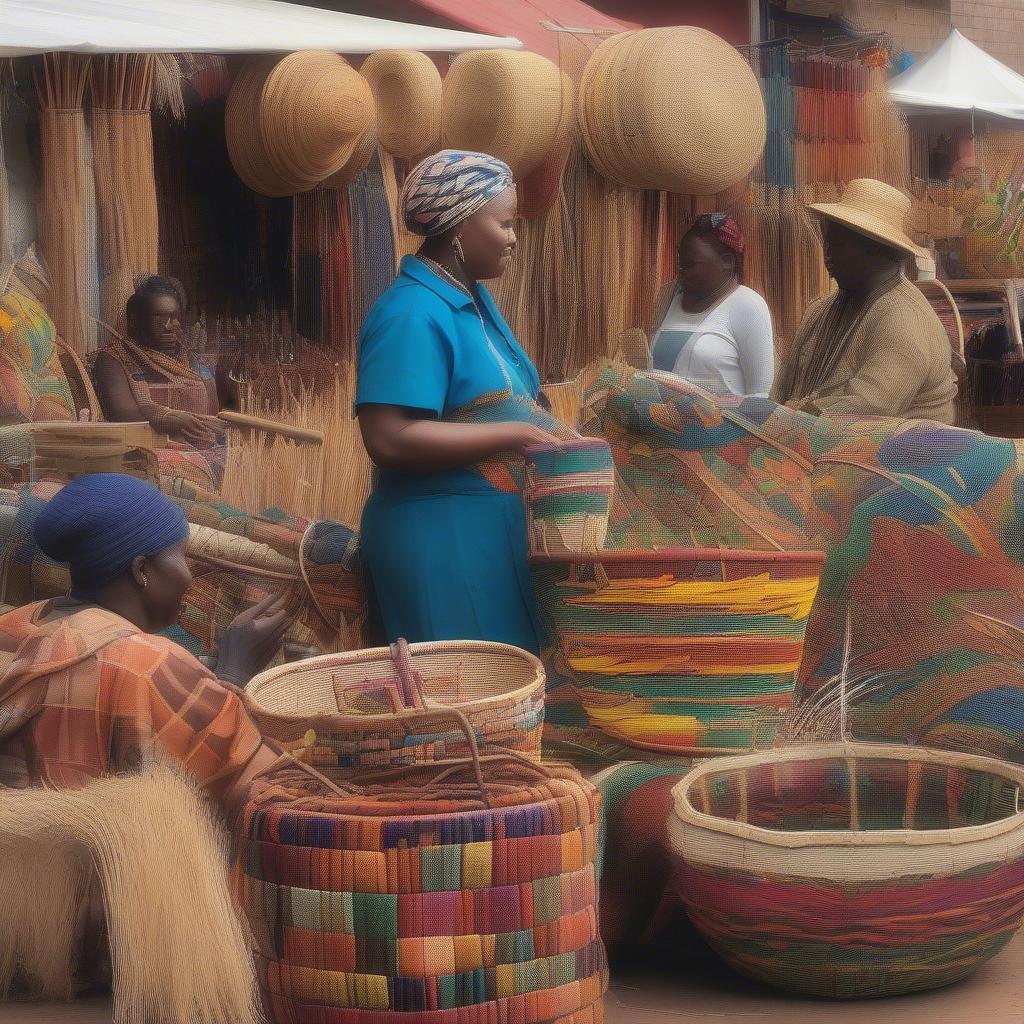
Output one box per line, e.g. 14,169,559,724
0,0,522,56
889,29,1024,121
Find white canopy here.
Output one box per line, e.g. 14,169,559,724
0,0,522,56
889,29,1024,121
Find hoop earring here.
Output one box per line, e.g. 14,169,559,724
452,236,465,264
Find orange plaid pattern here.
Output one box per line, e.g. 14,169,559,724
0,600,278,815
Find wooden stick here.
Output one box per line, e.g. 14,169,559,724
217,410,324,445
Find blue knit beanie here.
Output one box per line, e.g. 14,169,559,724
35,473,189,595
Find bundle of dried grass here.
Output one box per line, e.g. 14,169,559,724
0,763,260,1023
90,55,160,334
34,54,92,354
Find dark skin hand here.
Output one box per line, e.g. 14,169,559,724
94,291,224,446
87,541,289,686
359,185,562,472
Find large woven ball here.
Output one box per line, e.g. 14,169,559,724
578,28,766,196
360,49,441,160
443,49,572,180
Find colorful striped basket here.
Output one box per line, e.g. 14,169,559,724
244,639,546,769
669,742,1024,998
524,440,615,557
530,549,825,755
239,718,608,1023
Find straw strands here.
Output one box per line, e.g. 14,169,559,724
90,55,161,334
33,54,92,354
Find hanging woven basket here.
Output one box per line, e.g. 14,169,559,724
578,28,766,196
669,741,1024,997
360,49,442,160
238,725,608,1022
244,638,546,768
443,49,572,180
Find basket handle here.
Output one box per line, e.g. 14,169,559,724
390,638,427,710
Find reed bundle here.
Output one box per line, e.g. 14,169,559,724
90,55,160,335
34,54,92,354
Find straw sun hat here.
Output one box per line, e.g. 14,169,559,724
360,49,442,161
808,179,928,259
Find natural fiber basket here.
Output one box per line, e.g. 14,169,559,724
443,49,571,180
29,420,161,484
359,49,442,160
238,723,607,1023
578,28,765,196
244,638,545,768
531,549,825,755
669,742,1024,997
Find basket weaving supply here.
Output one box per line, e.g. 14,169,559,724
578,29,766,196
670,742,1024,997
238,729,607,1022
531,548,824,756
359,50,442,161
443,50,572,181
244,639,545,769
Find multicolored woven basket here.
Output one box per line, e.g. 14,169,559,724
669,742,1024,998
244,640,546,769
531,548,825,755
239,724,607,1023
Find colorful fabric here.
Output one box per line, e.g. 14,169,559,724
100,335,213,415
0,289,77,424
401,150,514,237
0,599,278,816
691,212,745,256
34,472,188,594
356,257,548,652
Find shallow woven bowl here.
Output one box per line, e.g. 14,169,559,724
578,27,766,196
443,49,570,180
670,742,1024,998
530,548,825,755
244,639,546,767
360,49,442,160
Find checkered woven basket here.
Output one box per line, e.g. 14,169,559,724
238,715,607,1023
243,639,545,769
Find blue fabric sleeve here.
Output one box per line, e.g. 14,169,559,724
356,309,452,416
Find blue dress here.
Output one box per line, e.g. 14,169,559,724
356,255,543,652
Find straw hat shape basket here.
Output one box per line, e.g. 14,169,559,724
443,49,572,180
669,742,1024,997
226,51,375,197
238,725,608,1022
359,49,442,160
243,638,546,769
578,28,766,196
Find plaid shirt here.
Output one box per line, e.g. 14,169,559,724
0,600,278,815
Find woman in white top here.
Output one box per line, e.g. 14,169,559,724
650,213,774,397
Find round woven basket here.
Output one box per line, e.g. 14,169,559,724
443,49,571,180
670,741,1024,997
260,50,375,194
530,548,825,755
239,746,608,1023
321,123,379,190
360,49,442,160
244,639,546,767
225,56,287,197
518,70,576,219
578,28,766,196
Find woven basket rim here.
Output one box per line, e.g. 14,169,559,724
672,740,1024,849
530,547,827,565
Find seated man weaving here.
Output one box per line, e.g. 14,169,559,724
772,178,957,424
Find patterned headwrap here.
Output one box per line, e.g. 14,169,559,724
691,212,746,256
401,150,515,237
35,473,189,595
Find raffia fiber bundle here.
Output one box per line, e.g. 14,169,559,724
90,55,161,334
0,763,260,1022
34,54,92,354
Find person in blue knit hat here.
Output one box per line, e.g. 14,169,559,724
0,473,286,818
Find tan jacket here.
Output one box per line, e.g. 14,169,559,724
772,277,958,424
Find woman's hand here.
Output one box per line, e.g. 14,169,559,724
501,422,566,454
151,408,220,446
216,593,290,687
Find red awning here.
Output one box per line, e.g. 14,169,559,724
407,0,630,60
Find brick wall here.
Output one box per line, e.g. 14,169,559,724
845,0,951,58
952,0,1024,75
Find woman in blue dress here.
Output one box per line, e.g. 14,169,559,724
356,151,561,653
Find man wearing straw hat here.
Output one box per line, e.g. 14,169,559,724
773,178,958,424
